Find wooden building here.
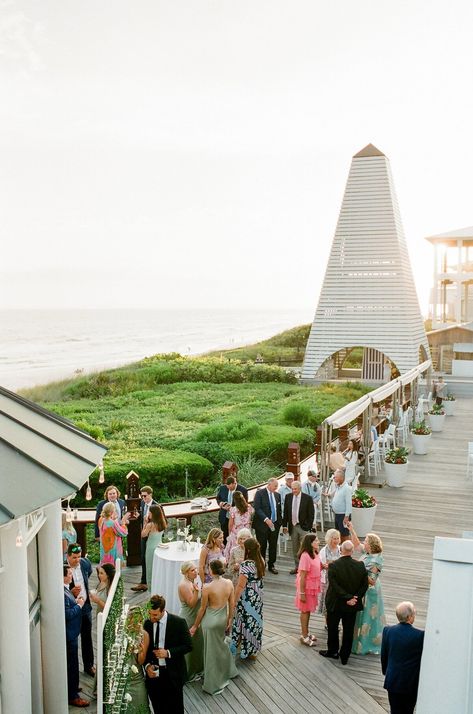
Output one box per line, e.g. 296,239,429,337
427,322,473,375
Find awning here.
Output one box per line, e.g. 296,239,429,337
325,395,371,428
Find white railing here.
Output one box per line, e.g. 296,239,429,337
97,558,127,713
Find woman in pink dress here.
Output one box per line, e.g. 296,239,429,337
294,533,321,647
223,491,253,561
98,502,130,566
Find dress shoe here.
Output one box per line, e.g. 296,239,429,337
268,566,279,574
131,584,148,592
319,650,339,660
290,568,298,575
84,666,96,676
340,657,349,665
69,697,90,707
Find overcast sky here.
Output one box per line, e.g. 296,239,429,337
1,0,473,313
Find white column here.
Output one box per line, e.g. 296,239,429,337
37,501,68,713
432,243,439,327
0,518,32,714
456,239,463,323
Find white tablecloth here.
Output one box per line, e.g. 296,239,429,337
150,541,202,615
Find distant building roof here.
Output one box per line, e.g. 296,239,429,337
353,143,385,158
0,386,107,526
427,321,473,337
426,226,473,245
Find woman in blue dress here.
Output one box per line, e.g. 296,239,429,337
348,524,386,655
231,537,265,660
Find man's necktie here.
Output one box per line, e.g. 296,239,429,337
270,492,276,521
154,621,160,649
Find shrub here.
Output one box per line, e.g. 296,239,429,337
282,402,315,428
196,418,262,442
75,420,105,441
232,454,280,487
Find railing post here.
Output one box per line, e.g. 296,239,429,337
286,442,301,478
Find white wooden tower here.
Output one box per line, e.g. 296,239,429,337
302,144,430,381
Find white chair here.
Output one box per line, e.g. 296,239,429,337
396,412,409,446
467,442,473,481
351,472,360,493
314,499,324,532
378,424,396,458
366,440,382,478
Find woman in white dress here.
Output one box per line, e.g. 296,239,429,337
343,439,358,486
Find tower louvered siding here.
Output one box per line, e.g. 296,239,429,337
302,144,430,380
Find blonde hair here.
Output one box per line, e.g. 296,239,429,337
365,532,383,554
237,528,252,542
180,561,196,576
325,528,341,545
101,502,116,519
205,528,223,549
62,512,76,534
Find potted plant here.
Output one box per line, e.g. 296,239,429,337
384,446,409,487
428,403,446,431
410,421,432,455
351,488,377,536
443,394,456,416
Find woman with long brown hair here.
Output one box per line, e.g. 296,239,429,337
143,504,168,588
199,528,225,585
223,491,253,560
294,533,322,646
231,537,264,660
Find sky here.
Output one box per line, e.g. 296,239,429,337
1,0,473,314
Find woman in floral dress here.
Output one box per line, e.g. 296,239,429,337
199,528,226,585
98,502,130,566
231,537,264,660
348,523,386,654
224,492,253,561
226,528,252,586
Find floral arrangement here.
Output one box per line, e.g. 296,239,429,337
410,421,432,436
444,394,456,401
352,488,377,509
385,447,409,464
177,524,193,544
428,403,446,416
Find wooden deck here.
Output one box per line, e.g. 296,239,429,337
72,398,473,713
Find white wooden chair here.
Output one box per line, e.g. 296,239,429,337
378,424,396,458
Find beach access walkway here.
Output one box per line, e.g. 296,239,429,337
72,396,473,713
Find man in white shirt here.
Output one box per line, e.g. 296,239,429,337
302,469,322,528
278,472,294,518
282,481,315,574
329,469,352,542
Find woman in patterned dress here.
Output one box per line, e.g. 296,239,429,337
294,533,322,646
98,502,130,566
348,523,386,654
223,492,253,561
231,537,264,660
226,528,252,586
199,528,225,585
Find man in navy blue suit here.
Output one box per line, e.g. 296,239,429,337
131,485,159,591
66,544,95,677
64,565,90,707
216,476,248,544
381,601,424,714
253,478,282,574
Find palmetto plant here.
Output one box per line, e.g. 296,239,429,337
385,447,409,464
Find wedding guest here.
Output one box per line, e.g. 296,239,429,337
66,544,95,677
89,563,115,613
253,478,282,574
231,537,265,660
226,528,252,586
98,502,130,566
143,595,192,714
178,562,204,682
318,529,341,622
199,528,225,585
64,565,89,708
223,491,253,560
190,560,238,695
282,480,314,574
278,472,294,517
301,469,322,529
143,505,168,589
348,523,386,655
327,469,352,543
329,445,345,474
124,607,151,713
295,534,322,647
216,476,248,544
343,440,358,486
131,485,159,592
94,485,126,539
62,511,77,562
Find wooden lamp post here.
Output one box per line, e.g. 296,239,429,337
125,470,141,566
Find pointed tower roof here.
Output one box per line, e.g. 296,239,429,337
353,143,385,158
302,146,430,380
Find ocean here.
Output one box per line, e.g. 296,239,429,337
0,308,313,391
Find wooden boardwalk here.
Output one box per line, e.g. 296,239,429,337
72,398,473,713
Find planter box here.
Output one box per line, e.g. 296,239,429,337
443,400,456,416
411,433,431,455
385,460,409,488
428,413,446,432
351,504,377,537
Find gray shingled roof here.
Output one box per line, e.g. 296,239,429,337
0,386,107,525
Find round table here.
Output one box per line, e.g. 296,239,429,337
150,541,202,615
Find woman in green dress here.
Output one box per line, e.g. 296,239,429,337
178,561,204,681
348,524,386,655
190,559,238,695
143,505,168,589
124,607,151,713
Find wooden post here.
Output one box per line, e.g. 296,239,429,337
125,470,142,566
222,461,238,483
286,442,301,478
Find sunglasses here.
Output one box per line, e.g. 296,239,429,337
70,546,82,554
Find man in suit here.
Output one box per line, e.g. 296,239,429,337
278,472,294,518
282,480,315,574
66,543,95,676
131,485,159,592
64,565,90,708
94,484,126,539
216,476,248,544
143,594,193,714
253,477,282,574
381,601,424,714
319,540,368,665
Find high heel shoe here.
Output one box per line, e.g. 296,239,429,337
300,635,316,647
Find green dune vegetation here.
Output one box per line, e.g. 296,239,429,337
22,326,371,507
